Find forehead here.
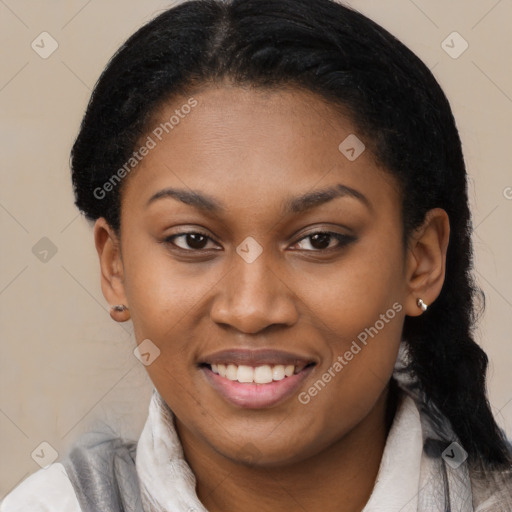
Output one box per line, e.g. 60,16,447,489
120,85,399,222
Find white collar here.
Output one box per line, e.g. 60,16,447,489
362,392,423,511
136,388,422,512
136,389,207,512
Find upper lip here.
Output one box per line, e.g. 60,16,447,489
200,348,317,368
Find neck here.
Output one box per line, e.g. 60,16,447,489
177,384,398,512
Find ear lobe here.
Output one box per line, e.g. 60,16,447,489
404,208,450,317
93,218,128,308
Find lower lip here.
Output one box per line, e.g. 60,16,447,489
201,365,315,409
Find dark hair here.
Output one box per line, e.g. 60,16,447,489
70,0,512,467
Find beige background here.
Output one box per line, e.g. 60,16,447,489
1,0,511,499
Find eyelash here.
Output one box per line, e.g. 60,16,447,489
163,230,356,253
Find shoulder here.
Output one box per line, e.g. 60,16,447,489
470,463,512,512
0,463,81,512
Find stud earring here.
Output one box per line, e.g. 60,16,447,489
110,304,130,322
417,298,428,312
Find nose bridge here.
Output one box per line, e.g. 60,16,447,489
210,242,298,333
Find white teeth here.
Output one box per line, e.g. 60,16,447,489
254,365,273,384
217,363,227,377
237,365,254,383
208,362,308,383
272,365,285,380
226,364,238,381
284,365,295,377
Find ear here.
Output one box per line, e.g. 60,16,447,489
93,218,128,309
404,208,450,317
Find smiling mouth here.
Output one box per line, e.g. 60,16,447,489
199,362,316,384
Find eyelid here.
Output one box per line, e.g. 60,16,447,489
163,229,221,251
291,230,356,251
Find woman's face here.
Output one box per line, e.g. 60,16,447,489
110,85,413,465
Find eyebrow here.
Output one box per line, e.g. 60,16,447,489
145,183,371,214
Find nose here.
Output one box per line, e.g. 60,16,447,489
209,249,299,334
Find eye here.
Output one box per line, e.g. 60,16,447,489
164,231,220,251
163,229,355,253
292,231,356,251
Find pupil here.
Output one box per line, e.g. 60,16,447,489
311,233,330,250
188,233,207,249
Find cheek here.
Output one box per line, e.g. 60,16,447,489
121,243,230,386
122,239,214,328
297,233,405,344
292,232,405,416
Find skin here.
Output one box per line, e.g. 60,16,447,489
94,84,450,512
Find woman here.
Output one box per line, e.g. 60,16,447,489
2,0,511,510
